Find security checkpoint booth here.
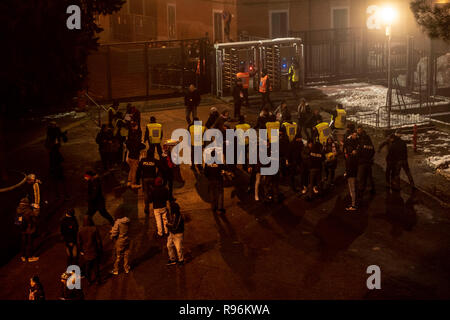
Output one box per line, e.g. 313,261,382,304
214,38,305,97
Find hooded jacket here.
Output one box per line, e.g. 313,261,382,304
110,217,130,246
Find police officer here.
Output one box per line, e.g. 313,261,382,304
108,101,120,128
330,104,347,130
357,126,376,199
144,116,163,159
288,59,300,98
323,136,338,188
259,68,274,111
188,117,205,171
136,150,159,215
266,119,280,145
288,131,304,192
282,120,298,143
306,139,324,201
204,150,225,214
235,115,251,170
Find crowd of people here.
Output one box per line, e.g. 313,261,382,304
19,80,416,300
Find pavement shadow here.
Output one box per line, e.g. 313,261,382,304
300,196,369,288
192,168,212,203
381,190,417,238
213,212,257,291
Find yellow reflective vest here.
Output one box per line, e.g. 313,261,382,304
189,125,206,146
235,123,251,145
333,108,347,129
315,122,331,145
147,123,162,144
266,121,280,143
282,122,298,142
288,65,299,82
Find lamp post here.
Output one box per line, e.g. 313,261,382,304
382,6,396,129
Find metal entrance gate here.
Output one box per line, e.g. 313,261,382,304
214,38,304,97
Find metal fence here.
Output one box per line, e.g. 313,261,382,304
290,28,408,83
87,38,211,101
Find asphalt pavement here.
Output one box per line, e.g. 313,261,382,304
0,98,449,300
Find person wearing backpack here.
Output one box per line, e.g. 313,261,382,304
17,198,40,262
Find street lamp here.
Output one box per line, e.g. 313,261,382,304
381,6,397,129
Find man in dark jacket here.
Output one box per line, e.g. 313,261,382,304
232,79,244,120
78,215,103,284
345,131,359,211
60,208,79,266
206,107,219,129
166,201,185,265
255,108,271,130
96,125,114,171
84,171,114,225
152,177,170,237
279,128,291,178
184,84,201,125
204,153,225,214
357,127,376,198
391,132,415,190
136,151,158,215
126,122,144,187
17,198,39,262
378,133,396,188
159,144,176,201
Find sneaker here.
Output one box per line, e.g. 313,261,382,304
345,206,357,211
301,187,308,195
28,257,39,262
166,260,177,266
177,260,185,266
21,257,26,262
110,270,119,275
313,186,319,194
124,267,131,274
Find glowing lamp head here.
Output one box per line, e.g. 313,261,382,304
381,6,397,25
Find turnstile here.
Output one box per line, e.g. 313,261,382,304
214,38,304,97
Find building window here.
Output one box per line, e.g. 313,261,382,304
270,11,288,38
213,11,224,43
168,4,176,39
332,8,349,29
129,0,143,15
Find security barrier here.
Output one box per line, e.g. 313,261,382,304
214,38,304,97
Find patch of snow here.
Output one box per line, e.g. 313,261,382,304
43,111,86,120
